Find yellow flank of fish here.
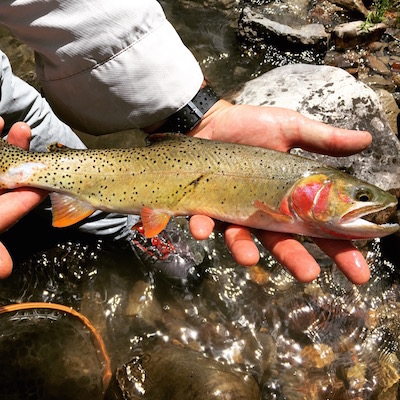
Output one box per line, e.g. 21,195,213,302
0,134,397,240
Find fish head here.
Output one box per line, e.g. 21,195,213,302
286,171,399,239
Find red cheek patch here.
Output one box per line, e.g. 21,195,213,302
291,181,325,217
312,182,333,217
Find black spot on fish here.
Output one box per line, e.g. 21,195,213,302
188,175,204,188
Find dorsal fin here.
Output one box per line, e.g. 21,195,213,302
146,133,190,145
47,143,71,152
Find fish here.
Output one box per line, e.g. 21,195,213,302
0,134,398,240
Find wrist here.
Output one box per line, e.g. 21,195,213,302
158,85,220,134
189,99,233,140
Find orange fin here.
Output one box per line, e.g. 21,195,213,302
50,192,96,227
140,207,171,238
253,200,293,223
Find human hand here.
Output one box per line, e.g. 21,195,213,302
0,118,47,278
188,100,373,284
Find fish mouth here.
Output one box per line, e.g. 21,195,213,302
339,202,399,237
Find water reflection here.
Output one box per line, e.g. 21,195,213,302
1,215,400,398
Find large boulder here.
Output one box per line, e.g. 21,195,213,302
234,64,400,191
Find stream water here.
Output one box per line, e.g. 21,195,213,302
0,1,399,400
159,0,279,95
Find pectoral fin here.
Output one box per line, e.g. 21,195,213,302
50,192,96,227
253,200,293,223
140,207,171,238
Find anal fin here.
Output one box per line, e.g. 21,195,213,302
140,207,171,238
50,192,96,227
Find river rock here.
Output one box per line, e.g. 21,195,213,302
238,6,329,49
361,73,396,92
328,0,369,15
234,64,400,191
187,0,237,9
375,89,400,135
106,344,261,400
331,21,388,49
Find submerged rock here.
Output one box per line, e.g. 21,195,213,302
375,88,400,135
106,344,261,400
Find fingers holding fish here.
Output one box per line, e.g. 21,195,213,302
0,121,47,231
313,238,370,284
282,111,373,156
0,242,12,278
224,225,260,267
256,231,321,283
0,188,45,230
189,215,215,240
0,121,47,278
7,121,32,149
0,133,396,286
190,218,261,267
191,215,370,285
191,103,372,158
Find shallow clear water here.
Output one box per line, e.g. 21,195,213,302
1,214,400,399
159,0,276,95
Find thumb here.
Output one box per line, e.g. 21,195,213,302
7,122,32,150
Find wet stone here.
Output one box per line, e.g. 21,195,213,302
106,344,261,400
327,0,369,15
331,21,388,49
375,89,400,135
324,49,361,72
367,54,391,76
301,344,336,369
238,6,329,50
392,74,400,87
368,41,388,52
362,73,396,91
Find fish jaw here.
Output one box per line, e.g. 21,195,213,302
331,219,399,239
327,201,400,239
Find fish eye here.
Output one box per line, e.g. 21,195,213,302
355,187,373,202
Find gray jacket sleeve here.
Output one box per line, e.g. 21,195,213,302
0,51,86,152
0,0,204,134
0,50,135,238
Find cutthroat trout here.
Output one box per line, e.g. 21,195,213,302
0,134,398,239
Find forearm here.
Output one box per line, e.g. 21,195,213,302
0,50,85,151
0,0,204,134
